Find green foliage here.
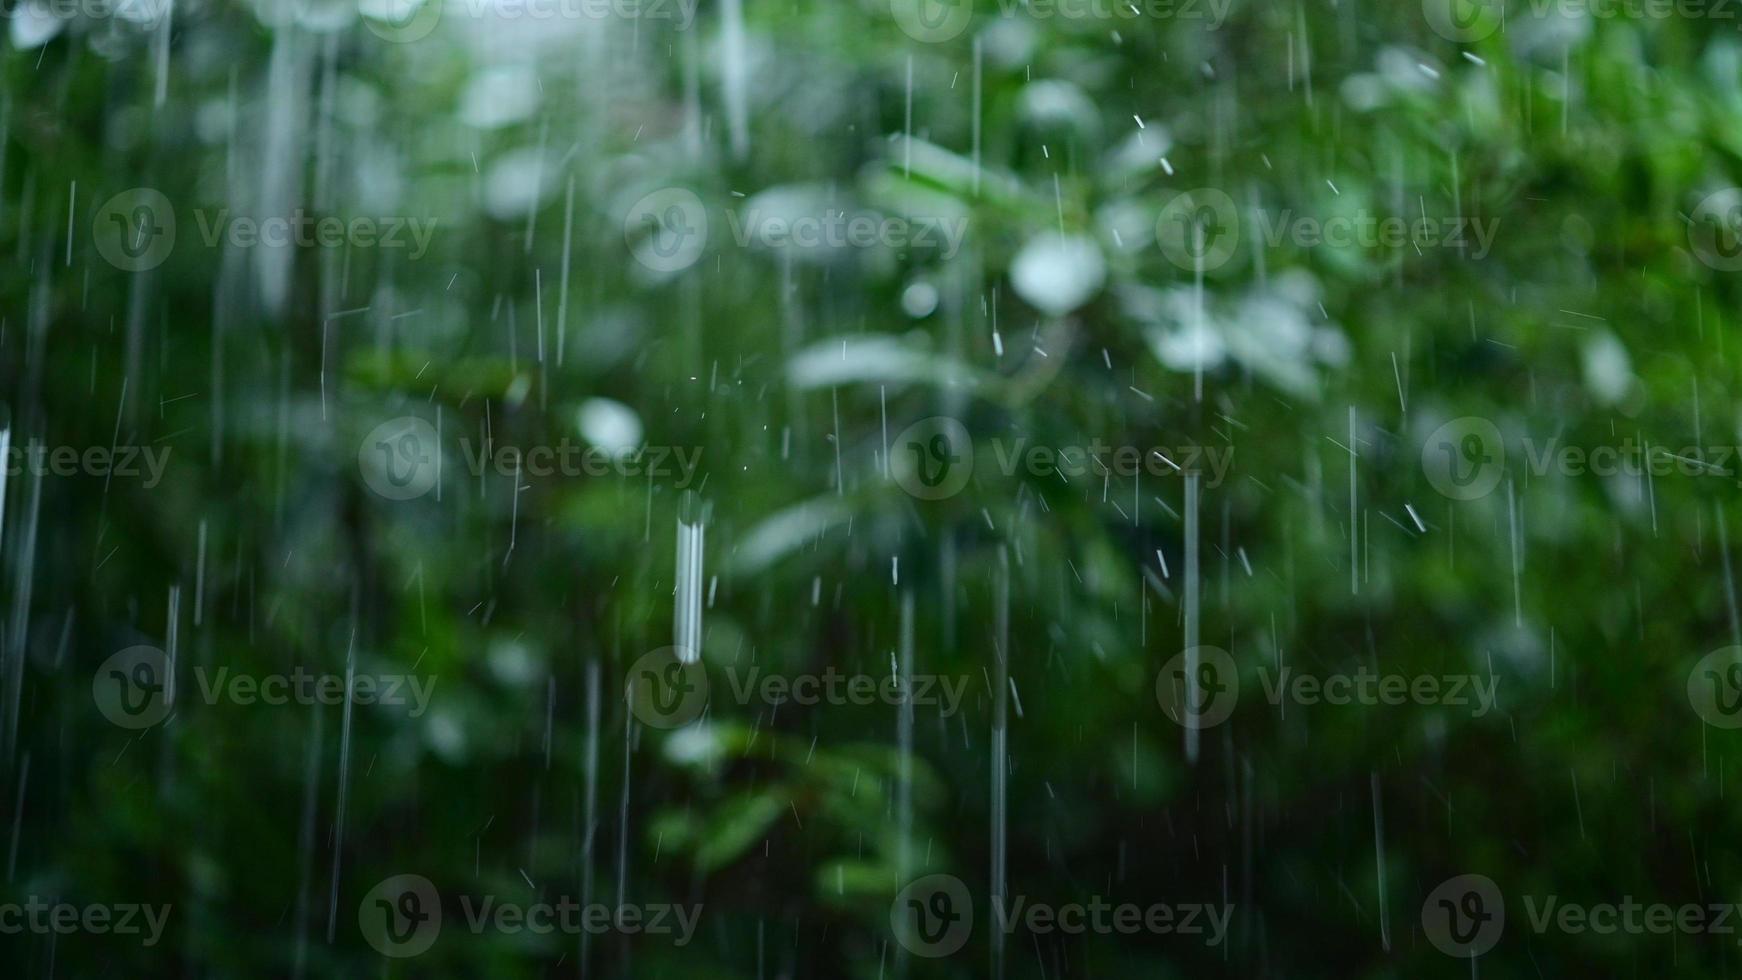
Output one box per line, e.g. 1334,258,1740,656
5,0,1742,977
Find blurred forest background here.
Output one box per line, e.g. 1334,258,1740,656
4,0,1742,975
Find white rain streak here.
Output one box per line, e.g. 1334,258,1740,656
324,629,357,942
990,546,1009,979
2,449,40,768
1184,472,1201,765
674,511,705,662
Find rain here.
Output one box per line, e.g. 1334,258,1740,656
1,0,1741,976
